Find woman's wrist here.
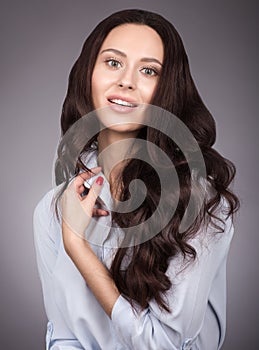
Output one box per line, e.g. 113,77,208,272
62,220,90,255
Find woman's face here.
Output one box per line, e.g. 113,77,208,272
91,24,164,135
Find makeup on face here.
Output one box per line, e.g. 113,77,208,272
91,24,164,137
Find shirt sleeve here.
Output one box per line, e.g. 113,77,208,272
111,213,234,350
33,189,84,350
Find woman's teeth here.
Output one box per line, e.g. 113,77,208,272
109,99,136,107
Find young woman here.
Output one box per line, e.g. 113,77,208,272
34,9,239,350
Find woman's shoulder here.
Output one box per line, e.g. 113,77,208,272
33,186,62,247
34,186,59,221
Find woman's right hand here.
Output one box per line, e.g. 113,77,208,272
61,167,108,242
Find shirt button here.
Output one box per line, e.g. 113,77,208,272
182,338,194,349
47,321,53,333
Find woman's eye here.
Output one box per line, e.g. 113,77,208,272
106,59,122,68
141,67,158,76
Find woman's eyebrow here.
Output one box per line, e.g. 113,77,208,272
140,57,163,66
100,48,163,66
100,48,126,57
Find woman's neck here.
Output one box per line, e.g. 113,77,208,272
97,129,138,196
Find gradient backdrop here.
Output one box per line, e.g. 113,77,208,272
0,1,258,349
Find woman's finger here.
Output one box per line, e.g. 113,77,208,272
92,208,109,217
77,184,88,199
75,167,102,184
61,180,89,237
74,167,102,194
62,175,105,237
81,176,104,213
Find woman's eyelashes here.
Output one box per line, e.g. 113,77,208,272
140,66,159,77
104,58,160,77
105,58,122,69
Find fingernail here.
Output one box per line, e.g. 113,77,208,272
96,176,104,186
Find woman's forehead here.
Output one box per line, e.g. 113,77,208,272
99,24,164,62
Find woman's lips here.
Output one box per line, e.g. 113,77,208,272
108,98,138,108
107,97,138,113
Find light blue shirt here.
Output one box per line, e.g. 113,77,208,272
33,151,234,350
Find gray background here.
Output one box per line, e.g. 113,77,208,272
0,0,257,349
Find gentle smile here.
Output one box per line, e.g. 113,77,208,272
108,99,138,108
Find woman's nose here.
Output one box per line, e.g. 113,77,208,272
118,82,134,90
117,68,136,90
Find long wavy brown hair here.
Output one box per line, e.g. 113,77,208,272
54,9,239,312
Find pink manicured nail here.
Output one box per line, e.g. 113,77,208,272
96,176,104,186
